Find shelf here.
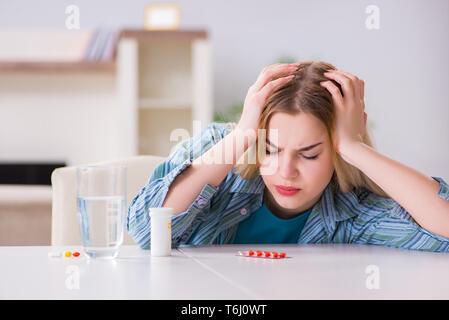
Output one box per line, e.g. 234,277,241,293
0,60,116,73
139,97,191,109
0,29,207,73
120,29,207,41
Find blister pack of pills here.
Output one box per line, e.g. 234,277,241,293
237,250,287,259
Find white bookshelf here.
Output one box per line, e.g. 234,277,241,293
128,30,213,157
0,29,213,165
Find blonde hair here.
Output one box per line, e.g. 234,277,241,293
231,61,389,198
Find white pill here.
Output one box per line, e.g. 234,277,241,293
48,251,62,258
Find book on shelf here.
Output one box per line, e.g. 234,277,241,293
83,29,120,62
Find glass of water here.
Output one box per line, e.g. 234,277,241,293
76,165,127,259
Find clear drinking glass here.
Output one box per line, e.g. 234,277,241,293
76,165,127,259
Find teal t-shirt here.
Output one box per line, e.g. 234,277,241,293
233,200,312,244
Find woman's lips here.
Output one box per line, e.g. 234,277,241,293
275,185,301,196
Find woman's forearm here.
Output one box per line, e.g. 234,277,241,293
162,128,254,214
340,141,449,238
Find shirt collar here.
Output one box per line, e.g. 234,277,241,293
229,172,266,194
318,180,360,233
229,172,360,227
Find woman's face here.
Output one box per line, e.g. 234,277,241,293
260,112,335,218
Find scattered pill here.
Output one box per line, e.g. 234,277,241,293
48,251,61,258
49,250,82,258
255,250,262,257
279,252,286,258
263,251,270,257
248,250,254,256
271,252,278,258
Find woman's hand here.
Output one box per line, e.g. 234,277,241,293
320,69,368,154
236,63,298,141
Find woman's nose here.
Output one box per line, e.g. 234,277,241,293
279,155,298,179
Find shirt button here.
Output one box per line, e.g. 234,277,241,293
240,208,248,215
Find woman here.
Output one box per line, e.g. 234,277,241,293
127,61,449,251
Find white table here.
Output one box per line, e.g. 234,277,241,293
0,245,248,300
1,244,449,299
179,243,449,299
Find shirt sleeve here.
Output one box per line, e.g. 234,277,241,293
349,176,449,252
126,122,233,249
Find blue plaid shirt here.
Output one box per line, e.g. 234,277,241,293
127,122,449,252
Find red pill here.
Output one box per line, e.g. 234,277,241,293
255,250,262,256
271,252,278,258
73,252,80,257
263,251,270,257
247,251,254,256
279,252,286,258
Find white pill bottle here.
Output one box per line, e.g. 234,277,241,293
150,207,174,256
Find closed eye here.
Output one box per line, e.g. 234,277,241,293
302,154,319,160
265,149,319,160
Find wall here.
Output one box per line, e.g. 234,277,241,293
0,0,448,180
0,72,121,166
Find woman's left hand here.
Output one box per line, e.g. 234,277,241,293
320,69,367,154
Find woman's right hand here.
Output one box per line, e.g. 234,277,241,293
236,63,299,140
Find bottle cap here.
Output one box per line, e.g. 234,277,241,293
149,207,174,217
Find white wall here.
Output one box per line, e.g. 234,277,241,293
0,73,121,166
0,0,448,180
